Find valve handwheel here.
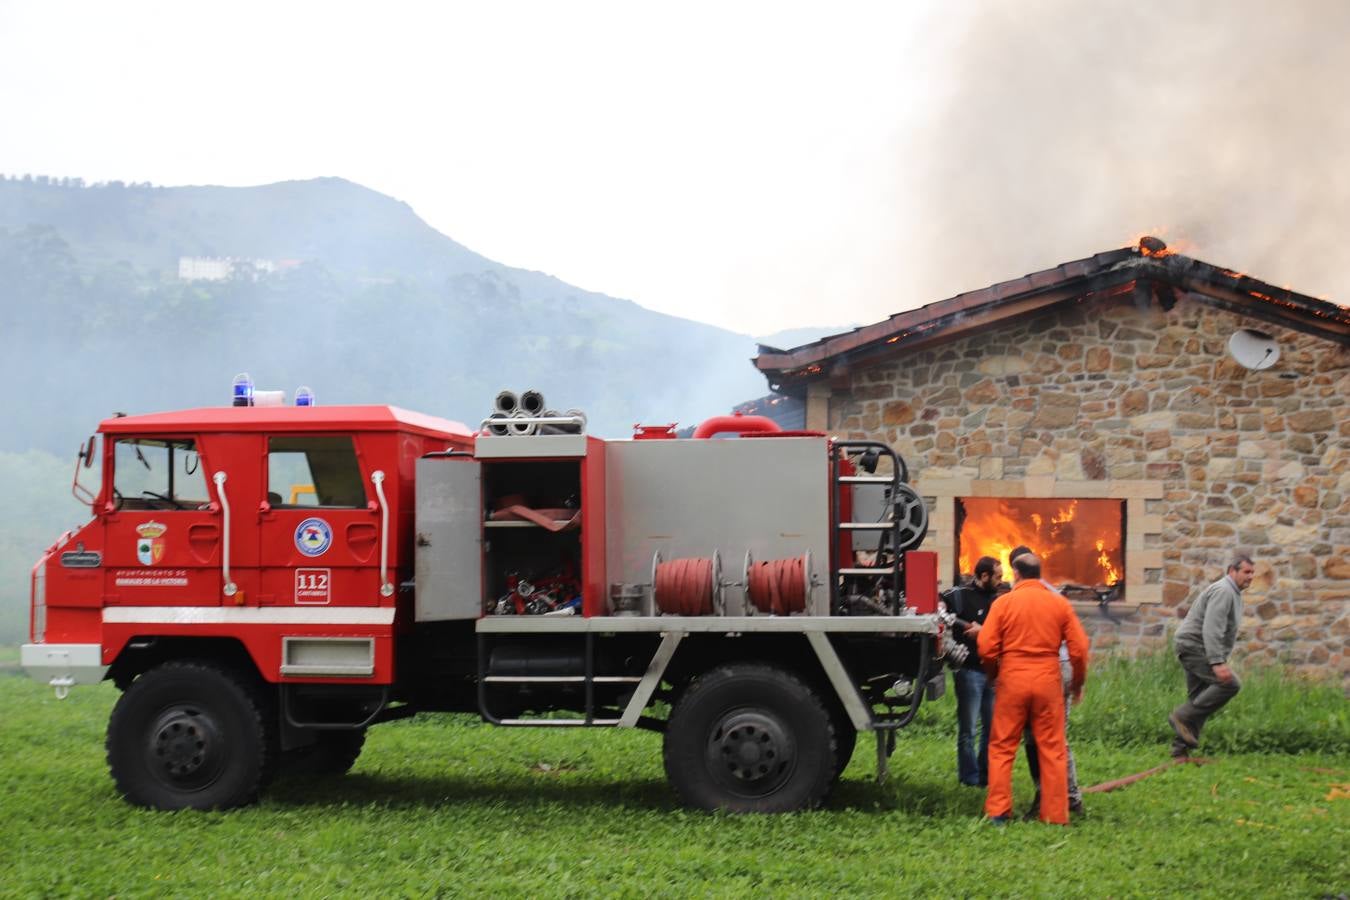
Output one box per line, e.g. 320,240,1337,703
891,483,929,551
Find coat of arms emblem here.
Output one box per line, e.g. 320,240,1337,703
135,521,167,566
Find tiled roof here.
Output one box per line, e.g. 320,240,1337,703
754,241,1349,389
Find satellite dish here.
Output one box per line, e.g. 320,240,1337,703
1227,329,1280,371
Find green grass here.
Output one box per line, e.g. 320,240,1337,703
1,660,1346,898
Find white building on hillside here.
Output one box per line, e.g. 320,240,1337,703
178,257,279,281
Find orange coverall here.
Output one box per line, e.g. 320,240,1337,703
977,578,1089,824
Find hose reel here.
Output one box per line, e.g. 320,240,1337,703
651,549,724,616
649,548,817,616
743,549,816,616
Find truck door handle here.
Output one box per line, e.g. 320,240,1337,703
213,471,238,599
188,523,220,563
371,470,393,598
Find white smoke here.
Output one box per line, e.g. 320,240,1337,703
887,1,1350,307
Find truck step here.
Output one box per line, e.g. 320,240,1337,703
497,718,623,726
482,675,642,683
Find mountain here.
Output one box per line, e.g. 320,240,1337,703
0,175,769,449
0,174,774,643
755,325,856,351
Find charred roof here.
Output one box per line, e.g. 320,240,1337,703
754,241,1349,392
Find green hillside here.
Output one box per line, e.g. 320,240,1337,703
0,175,769,445
0,174,772,642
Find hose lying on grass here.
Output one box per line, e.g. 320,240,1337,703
1083,756,1213,794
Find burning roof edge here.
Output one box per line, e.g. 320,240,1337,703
754,242,1350,390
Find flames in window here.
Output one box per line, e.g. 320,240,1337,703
957,498,1124,588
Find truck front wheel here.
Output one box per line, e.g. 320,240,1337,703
280,729,367,777
664,664,836,812
106,662,272,810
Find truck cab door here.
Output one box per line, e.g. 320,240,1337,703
257,435,382,608
102,437,222,606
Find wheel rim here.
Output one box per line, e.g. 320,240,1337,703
147,705,225,791
705,710,796,797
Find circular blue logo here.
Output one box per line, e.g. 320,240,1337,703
294,518,333,557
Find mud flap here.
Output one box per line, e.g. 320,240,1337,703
925,672,946,701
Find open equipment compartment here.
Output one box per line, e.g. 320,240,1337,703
481,458,582,614
474,433,607,617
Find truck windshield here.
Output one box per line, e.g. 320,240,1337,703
113,438,208,510
267,436,366,508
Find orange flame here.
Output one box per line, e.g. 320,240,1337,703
1131,227,1198,258
1095,539,1122,584
957,498,1124,587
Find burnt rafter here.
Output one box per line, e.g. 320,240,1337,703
757,243,1349,392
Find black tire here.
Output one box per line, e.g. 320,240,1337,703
280,729,367,777
831,716,858,782
106,662,272,811
664,664,836,813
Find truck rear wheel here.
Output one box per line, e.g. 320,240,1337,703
831,717,858,781
106,662,271,810
664,663,835,812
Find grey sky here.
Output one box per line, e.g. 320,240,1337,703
1,2,1344,335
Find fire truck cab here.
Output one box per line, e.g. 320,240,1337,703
24,399,949,813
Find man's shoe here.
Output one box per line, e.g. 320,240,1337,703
1069,799,1087,818
1021,794,1041,822
987,815,1010,827
1168,712,1198,748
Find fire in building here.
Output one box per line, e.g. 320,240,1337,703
752,238,1349,680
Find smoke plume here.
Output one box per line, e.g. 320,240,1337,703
889,1,1350,308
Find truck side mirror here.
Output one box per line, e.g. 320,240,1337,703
72,436,98,507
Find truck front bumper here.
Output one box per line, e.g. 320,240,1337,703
21,644,107,689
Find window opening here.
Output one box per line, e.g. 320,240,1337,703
268,436,366,508
956,497,1125,589
113,438,208,510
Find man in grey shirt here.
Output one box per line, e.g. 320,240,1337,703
1168,553,1255,757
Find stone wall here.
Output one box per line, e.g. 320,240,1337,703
830,293,1349,684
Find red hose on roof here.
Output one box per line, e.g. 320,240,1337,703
692,414,781,439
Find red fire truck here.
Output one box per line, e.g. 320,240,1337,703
23,389,951,813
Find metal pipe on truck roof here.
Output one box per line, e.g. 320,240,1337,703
520,390,545,415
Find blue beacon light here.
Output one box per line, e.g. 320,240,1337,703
295,386,315,407
231,373,254,407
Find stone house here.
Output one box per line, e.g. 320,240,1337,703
754,240,1349,682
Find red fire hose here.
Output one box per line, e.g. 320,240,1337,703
1082,755,1213,794
654,557,715,616
655,554,810,616
746,556,808,615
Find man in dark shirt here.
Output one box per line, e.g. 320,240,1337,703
947,555,1002,786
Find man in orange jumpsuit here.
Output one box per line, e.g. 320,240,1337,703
977,553,1090,825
